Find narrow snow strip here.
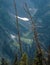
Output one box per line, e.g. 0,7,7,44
9,12,29,21
17,16,29,21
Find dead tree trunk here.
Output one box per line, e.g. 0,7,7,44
24,3,43,65
13,0,22,56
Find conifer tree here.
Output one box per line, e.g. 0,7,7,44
20,53,28,65
32,51,43,65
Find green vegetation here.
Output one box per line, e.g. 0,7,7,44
20,53,28,65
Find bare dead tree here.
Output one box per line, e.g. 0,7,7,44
13,0,22,56
24,3,42,55
24,3,43,65
24,3,50,65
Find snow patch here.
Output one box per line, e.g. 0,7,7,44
10,34,16,39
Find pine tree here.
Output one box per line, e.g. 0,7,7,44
32,51,43,65
20,53,28,65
